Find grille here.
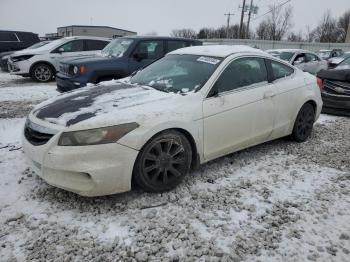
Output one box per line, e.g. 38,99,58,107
59,63,71,76
323,80,350,96
24,125,54,146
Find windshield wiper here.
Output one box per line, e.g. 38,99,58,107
148,85,170,93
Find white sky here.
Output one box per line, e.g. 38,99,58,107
0,0,347,37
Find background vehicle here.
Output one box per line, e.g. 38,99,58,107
23,45,322,196
317,57,350,116
317,49,344,60
8,36,110,82
0,41,51,72
0,30,40,53
327,51,350,69
266,49,327,75
56,36,202,92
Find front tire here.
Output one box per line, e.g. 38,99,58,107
292,103,315,142
133,130,192,192
30,63,54,82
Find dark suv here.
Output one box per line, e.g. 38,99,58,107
56,36,202,92
0,30,40,71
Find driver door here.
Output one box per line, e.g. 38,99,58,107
203,57,275,160
128,40,165,74
51,40,85,69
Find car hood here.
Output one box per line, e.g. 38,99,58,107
317,69,350,82
32,81,191,128
62,55,120,66
10,49,45,57
328,57,344,64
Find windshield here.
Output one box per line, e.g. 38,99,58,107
336,57,350,69
130,54,222,93
268,51,295,62
317,51,331,59
101,38,133,57
27,41,50,49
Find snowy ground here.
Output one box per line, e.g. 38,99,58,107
0,72,349,261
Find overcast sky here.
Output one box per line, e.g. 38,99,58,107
0,0,348,37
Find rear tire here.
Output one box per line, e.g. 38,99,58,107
133,130,192,192
30,63,54,82
292,103,315,142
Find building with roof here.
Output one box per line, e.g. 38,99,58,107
57,25,136,39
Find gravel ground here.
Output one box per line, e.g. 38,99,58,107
0,72,349,261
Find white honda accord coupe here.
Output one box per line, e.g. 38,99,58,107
22,45,323,196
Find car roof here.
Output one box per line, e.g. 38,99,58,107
266,49,307,53
169,45,265,57
63,36,111,41
122,35,202,42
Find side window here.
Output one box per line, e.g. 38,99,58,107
305,53,318,62
215,57,267,93
270,60,294,80
85,40,109,51
58,40,84,52
134,40,164,60
293,53,306,64
0,32,18,42
167,41,187,52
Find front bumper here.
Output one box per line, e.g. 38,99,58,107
56,73,86,93
321,92,350,117
22,130,139,197
8,59,30,76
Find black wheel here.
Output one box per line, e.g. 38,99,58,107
31,63,54,82
292,103,315,142
133,130,192,192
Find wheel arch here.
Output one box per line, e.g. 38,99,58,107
289,99,318,133
29,60,56,76
132,127,200,172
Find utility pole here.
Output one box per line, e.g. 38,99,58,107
246,0,254,39
224,13,234,39
239,0,246,39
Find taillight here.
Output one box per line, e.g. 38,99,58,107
316,77,323,91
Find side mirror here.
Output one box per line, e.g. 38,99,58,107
58,47,65,53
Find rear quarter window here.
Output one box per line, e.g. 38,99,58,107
270,60,294,80
85,40,109,51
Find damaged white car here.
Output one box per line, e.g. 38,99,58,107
22,45,323,196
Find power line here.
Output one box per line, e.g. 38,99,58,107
251,0,291,22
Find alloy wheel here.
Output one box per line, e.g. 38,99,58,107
34,65,52,82
142,139,187,186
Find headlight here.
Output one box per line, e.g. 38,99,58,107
58,123,139,146
70,65,85,75
11,55,34,62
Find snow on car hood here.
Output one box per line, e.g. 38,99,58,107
32,82,182,128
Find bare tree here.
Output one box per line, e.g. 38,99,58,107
312,10,339,42
170,29,197,39
255,5,293,40
287,31,303,42
304,25,314,42
255,20,270,40
337,10,350,42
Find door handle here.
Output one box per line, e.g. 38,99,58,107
264,90,275,98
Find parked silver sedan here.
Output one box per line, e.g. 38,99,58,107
266,49,327,75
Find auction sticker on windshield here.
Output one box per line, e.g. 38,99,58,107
197,56,221,65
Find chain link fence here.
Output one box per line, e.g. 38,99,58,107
203,39,350,52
